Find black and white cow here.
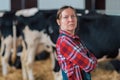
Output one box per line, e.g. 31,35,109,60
0,11,20,76
0,8,57,80
15,8,57,80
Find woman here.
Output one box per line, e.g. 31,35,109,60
56,5,97,80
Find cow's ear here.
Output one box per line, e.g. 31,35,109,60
56,19,60,26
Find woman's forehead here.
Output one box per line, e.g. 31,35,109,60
61,8,75,15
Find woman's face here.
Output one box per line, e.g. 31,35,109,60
57,8,77,34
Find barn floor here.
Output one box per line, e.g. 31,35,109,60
0,57,120,80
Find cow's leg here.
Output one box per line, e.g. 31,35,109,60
116,48,120,60
11,24,17,64
21,40,28,80
26,44,36,80
0,37,4,56
1,36,12,76
25,37,39,80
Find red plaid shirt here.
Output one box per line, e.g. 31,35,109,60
56,30,97,80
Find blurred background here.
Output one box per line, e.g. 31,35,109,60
0,0,120,80
0,0,120,15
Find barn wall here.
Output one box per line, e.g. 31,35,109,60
37,0,85,9
0,0,120,15
105,0,120,15
0,0,10,11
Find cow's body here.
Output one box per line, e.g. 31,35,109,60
77,13,120,59
15,8,57,80
0,9,57,80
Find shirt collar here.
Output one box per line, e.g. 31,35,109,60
59,30,80,40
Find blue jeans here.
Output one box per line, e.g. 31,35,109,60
62,70,68,80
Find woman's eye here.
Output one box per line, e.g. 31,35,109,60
71,15,76,18
63,16,68,19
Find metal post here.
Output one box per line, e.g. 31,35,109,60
21,0,25,9
91,0,96,13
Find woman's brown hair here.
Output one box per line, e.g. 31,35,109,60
56,5,77,20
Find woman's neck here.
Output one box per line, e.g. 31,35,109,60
66,30,75,35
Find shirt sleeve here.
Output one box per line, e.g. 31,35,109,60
60,37,97,72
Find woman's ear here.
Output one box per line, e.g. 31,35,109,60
57,19,60,26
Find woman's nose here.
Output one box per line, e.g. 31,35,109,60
68,16,73,21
